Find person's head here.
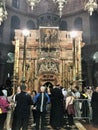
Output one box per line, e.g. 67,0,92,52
40,86,46,93
95,86,98,92
74,86,79,92
31,90,37,96
20,85,26,91
0,84,5,90
0,90,4,96
16,86,21,93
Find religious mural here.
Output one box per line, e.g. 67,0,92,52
40,27,59,46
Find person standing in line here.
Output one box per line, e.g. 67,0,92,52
62,87,68,117
66,91,75,128
91,86,98,127
12,86,21,103
73,86,81,117
5,86,21,130
33,86,50,130
5,88,13,130
86,88,93,120
31,90,37,127
81,88,89,119
12,85,33,130
50,85,64,129
0,89,10,130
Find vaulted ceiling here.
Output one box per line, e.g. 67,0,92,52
28,0,84,16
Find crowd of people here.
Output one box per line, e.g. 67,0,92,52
0,84,98,130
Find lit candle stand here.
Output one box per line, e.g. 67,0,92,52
70,31,77,84
21,29,30,85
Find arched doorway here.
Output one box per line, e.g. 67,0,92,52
43,81,53,88
43,82,53,93
38,73,58,92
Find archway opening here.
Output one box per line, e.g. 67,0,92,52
43,81,53,89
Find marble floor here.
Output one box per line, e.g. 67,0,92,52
28,112,79,130
80,120,98,130
4,111,97,130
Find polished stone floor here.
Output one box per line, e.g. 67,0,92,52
80,120,98,130
28,112,78,130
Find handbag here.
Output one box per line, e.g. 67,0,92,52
67,104,75,115
67,97,75,115
0,108,2,114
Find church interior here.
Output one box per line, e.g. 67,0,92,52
0,0,98,89
0,0,98,130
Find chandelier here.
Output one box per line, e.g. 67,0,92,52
53,0,67,17
0,0,8,25
27,0,67,17
27,0,40,10
84,0,98,15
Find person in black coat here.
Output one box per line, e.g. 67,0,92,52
91,86,98,127
12,85,33,130
50,85,64,129
81,88,89,118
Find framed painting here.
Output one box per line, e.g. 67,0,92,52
39,26,59,46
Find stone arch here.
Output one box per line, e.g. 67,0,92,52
90,11,98,43
38,73,58,89
43,81,53,88
74,17,83,31
10,15,20,40
12,0,20,8
37,13,59,27
59,20,67,30
26,20,36,29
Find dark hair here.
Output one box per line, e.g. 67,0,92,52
0,90,4,96
31,90,37,95
75,86,79,90
20,85,26,91
67,91,73,96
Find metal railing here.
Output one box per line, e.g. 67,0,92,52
73,99,92,122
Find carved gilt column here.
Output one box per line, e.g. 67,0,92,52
13,38,19,94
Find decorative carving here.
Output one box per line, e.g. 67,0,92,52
38,60,59,74
7,52,14,63
13,27,83,90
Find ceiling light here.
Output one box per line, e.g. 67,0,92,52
0,0,8,25
53,0,67,17
27,0,40,10
84,0,98,15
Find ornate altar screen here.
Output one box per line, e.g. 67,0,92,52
13,27,83,92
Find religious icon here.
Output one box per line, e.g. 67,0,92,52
40,27,58,46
